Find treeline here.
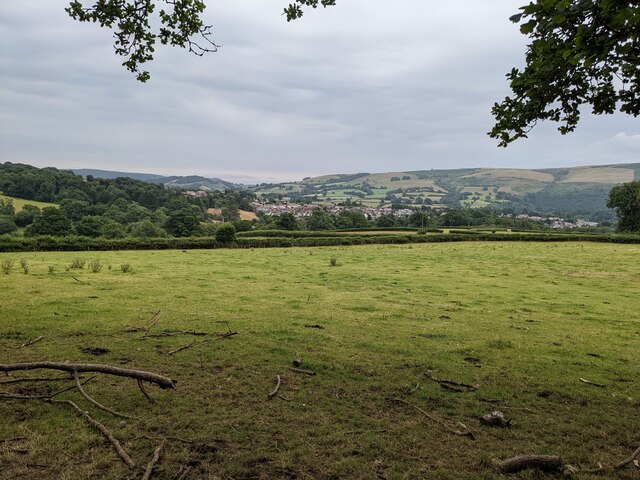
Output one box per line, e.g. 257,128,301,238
0,162,254,238
1,232,639,253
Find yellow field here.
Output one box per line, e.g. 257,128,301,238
0,193,58,212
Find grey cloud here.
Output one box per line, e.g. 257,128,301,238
1,0,638,181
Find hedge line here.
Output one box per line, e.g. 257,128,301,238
1,232,639,252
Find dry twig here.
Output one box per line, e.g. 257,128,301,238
386,397,474,439
268,375,281,399
579,377,605,387
73,371,134,419
19,336,44,348
287,367,316,376
142,439,165,480
52,399,135,468
137,379,154,403
144,310,163,337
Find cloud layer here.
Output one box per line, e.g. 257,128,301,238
1,1,638,183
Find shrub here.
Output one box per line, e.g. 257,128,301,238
1,258,14,274
48,265,55,274
329,257,337,266
215,222,237,243
19,258,29,274
120,263,132,273
88,260,102,273
69,258,85,269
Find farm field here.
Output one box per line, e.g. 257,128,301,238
0,193,58,212
0,243,639,479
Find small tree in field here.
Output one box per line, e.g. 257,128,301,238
607,181,640,232
215,222,236,243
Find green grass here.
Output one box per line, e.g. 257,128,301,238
0,243,639,479
0,193,58,212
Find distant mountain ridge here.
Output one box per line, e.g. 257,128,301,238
72,169,240,191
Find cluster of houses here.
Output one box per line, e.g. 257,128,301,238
251,201,414,219
514,214,599,229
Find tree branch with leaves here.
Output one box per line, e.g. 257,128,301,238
490,1,640,146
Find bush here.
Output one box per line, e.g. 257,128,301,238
215,222,236,243
2,258,14,274
69,258,85,269
329,257,337,266
89,259,102,273
121,263,132,273
0,218,18,235
19,258,29,274
48,265,55,274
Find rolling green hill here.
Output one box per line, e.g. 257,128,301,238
254,163,640,217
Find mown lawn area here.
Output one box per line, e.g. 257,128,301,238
0,242,638,479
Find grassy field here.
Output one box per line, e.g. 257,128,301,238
0,243,639,479
0,193,58,212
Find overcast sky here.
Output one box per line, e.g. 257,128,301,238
1,1,639,183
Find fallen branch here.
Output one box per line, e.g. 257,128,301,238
0,362,175,389
144,330,208,338
73,371,134,419
0,375,97,400
616,445,640,470
142,439,165,480
137,380,154,403
167,342,195,356
304,324,325,329
386,397,474,439
0,436,27,443
19,336,44,348
144,310,162,337
174,465,193,480
287,367,316,376
0,375,74,385
579,377,605,387
52,399,135,468
425,373,478,393
71,276,86,284
217,331,239,339
167,339,211,356
498,455,563,474
268,375,281,399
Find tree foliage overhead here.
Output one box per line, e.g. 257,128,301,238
490,1,640,146
66,0,336,81
66,0,219,82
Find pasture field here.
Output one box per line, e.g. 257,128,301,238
0,243,639,479
0,193,58,212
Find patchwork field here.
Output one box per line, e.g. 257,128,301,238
0,243,639,479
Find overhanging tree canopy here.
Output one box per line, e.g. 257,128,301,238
490,1,640,146
66,0,336,82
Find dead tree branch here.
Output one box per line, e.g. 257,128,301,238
579,377,605,387
268,375,281,399
19,336,44,348
0,362,175,389
287,367,316,376
144,310,163,337
498,455,563,473
137,379,154,403
142,439,165,480
387,397,474,439
52,399,135,468
616,445,640,470
73,371,134,419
